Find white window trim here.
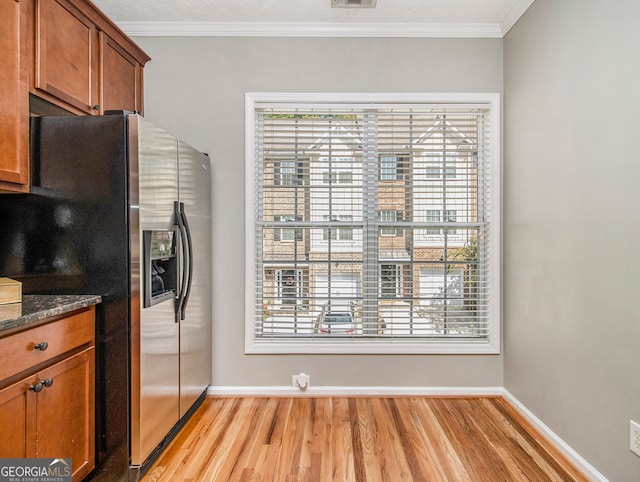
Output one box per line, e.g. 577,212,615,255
245,92,501,355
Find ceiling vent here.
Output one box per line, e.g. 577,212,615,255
332,0,377,8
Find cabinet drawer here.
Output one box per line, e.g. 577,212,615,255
0,307,95,381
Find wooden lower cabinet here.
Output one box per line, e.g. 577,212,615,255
0,374,37,459
0,309,95,482
37,348,95,481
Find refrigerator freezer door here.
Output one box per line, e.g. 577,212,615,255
130,116,181,465
178,140,212,417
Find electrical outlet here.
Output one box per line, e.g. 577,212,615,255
292,373,310,389
630,420,640,457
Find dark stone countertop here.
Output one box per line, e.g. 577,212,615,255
0,294,102,333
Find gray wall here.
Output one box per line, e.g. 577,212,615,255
133,36,504,389
504,0,640,480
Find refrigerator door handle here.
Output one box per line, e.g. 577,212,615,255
174,201,189,321
179,202,194,320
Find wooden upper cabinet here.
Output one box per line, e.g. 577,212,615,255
33,0,98,114
0,0,148,193
0,0,29,193
100,31,144,113
30,0,150,116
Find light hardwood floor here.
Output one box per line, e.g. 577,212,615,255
142,396,587,481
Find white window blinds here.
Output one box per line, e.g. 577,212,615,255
247,94,500,354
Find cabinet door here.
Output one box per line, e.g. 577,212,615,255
0,374,37,458
100,31,144,114
33,0,99,115
36,348,95,482
0,0,29,192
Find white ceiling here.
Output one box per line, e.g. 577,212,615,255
93,0,535,38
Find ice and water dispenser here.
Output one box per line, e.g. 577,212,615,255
142,229,177,307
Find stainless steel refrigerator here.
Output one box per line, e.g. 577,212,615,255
0,113,212,480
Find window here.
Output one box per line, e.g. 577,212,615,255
277,269,303,304
425,154,457,178
380,155,404,180
322,215,353,241
247,93,500,354
339,172,353,184
425,165,440,178
423,210,457,236
275,161,303,186
425,210,441,235
274,215,303,241
323,171,353,184
380,264,401,298
379,210,403,236
445,210,457,235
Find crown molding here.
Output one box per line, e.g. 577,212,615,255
500,0,535,35
117,21,504,38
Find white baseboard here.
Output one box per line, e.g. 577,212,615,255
208,385,504,397
501,390,608,482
